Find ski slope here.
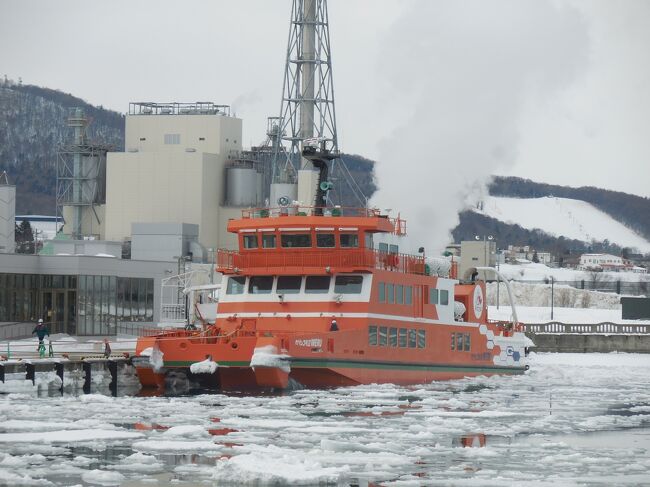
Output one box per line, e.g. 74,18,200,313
475,195,650,253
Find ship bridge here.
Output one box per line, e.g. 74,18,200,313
217,206,424,276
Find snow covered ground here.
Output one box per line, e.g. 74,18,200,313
1,353,650,485
475,195,650,253
496,261,649,284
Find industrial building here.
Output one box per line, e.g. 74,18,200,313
103,102,252,252
0,172,16,254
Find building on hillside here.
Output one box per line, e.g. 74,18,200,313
102,102,257,253
578,253,630,272
459,240,496,281
504,245,552,265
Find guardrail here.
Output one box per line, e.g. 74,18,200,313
523,321,650,335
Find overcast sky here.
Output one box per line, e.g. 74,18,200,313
1,0,649,201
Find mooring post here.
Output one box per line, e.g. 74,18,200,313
55,362,64,391
83,362,91,394
108,360,118,397
25,363,35,385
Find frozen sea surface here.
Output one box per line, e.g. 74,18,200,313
1,353,650,486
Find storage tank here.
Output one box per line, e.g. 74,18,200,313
256,171,264,206
226,166,258,206
270,183,298,210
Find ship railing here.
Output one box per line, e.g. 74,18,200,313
522,321,650,335
240,206,406,235
217,248,426,275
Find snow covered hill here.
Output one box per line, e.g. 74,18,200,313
475,195,650,253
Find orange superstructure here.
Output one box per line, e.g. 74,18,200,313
134,206,529,391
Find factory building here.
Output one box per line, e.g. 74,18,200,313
103,102,253,252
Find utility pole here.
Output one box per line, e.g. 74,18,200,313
551,276,555,320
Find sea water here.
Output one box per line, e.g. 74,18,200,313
0,352,649,486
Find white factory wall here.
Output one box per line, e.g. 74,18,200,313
61,205,105,239
0,185,16,253
105,113,243,251
125,114,242,156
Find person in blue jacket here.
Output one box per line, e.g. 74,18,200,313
32,319,50,349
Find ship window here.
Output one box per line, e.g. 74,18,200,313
387,283,394,304
368,325,378,346
440,289,449,305
281,233,311,248
430,288,439,305
340,233,359,248
277,276,302,294
249,276,273,294
398,328,407,347
389,327,398,347
378,242,389,253
305,276,330,294
408,329,417,348
316,233,335,248
243,235,258,249
378,282,385,302
451,333,455,350
262,234,276,248
365,233,374,249
226,276,246,295
417,329,426,348
334,275,363,294
396,285,404,304
389,244,399,254
405,286,412,305
464,333,471,351
379,326,388,346
456,333,464,351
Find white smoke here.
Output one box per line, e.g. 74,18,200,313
371,0,590,253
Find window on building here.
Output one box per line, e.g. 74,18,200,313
249,276,273,294
243,234,258,249
379,326,388,346
399,328,407,347
164,133,180,144
340,233,359,248
405,286,412,305
316,233,335,248
408,329,417,348
334,275,363,294
430,288,439,305
369,325,378,346
440,289,449,305
387,283,395,304
277,276,302,294
305,276,330,294
378,282,385,303
389,327,398,347
417,329,426,348
226,276,246,294
281,233,311,248
396,285,404,304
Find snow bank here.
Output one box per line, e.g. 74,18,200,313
250,345,290,373
131,439,222,452
149,346,164,371
189,357,218,374
486,281,623,309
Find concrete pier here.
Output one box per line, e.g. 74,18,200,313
0,357,133,395
524,321,650,353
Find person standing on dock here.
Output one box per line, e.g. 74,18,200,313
32,319,50,351
103,338,111,358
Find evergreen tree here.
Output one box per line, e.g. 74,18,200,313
15,220,35,254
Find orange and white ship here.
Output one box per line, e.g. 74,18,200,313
134,200,530,391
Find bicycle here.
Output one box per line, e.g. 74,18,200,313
38,341,46,359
